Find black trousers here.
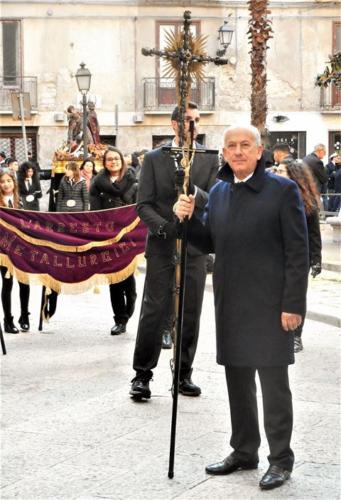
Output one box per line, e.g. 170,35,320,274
109,274,136,325
1,266,30,320
225,365,294,471
133,253,207,380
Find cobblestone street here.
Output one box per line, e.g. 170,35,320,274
1,226,340,499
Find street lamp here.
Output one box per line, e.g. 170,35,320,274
75,62,91,159
216,20,234,57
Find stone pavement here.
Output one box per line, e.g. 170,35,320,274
306,223,340,328
1,248,340,499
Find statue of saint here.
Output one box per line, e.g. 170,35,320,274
87,101,101,144
66,105,82,146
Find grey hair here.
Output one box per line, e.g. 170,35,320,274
223,124,262,147
314,143,326,151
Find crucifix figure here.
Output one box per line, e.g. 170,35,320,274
139,10,230,479
143,10,228,149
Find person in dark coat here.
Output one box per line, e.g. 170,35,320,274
272,143,293,165
276,159,322,352
90,147,138,335
18,161,42,211
129,102,219,400
175,125,309,491
56,161,89,212
328,155,341,212
0,170,31,333
303,144,328,193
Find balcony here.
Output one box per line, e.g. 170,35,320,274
143,77,215,113
320,84,341,112
0,76,38,112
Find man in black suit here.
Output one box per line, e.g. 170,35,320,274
175,125,309,491
130,102,219,400
303,144,328,193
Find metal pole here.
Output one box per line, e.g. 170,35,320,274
0,323,7,355
38,286,46,331
82,93,88,159
115,104,119,146
168,220,188,478
18,92,28,161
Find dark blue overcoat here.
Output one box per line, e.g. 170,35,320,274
189,157,309,367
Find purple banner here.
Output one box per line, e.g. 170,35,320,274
0,205,147,293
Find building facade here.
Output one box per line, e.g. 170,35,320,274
0,0,340,167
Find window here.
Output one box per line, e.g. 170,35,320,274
0,127,38,163
268,132,306,159
157,21,200,78
328,131,341,157
0,20,21,86
156,20,200,105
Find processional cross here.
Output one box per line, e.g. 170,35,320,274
142,10,229,479
142,9,228,153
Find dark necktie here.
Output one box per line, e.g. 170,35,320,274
8,199,13,208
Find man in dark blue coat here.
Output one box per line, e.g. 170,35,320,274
175,125,309,491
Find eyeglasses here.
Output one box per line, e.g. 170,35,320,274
106,158,121,163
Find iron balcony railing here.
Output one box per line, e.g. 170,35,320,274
320,84,341,111
0,76,38,111
143,77,215,112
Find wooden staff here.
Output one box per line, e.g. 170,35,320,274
168,121,194,479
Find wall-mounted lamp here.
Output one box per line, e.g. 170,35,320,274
216,20,234,58
273,115,289,123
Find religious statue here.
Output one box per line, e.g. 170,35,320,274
66,105,82,146
87,101,101,144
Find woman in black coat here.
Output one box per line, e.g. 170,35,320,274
276,159,322,353
0,171,30,333
18,161,42,211
90,147,138,335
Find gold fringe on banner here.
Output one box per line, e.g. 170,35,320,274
0,253,145,295
0,215,142,253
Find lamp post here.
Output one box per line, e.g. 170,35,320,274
216,20,234,57
75,62,91,159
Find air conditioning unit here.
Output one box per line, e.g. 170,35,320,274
54,112,65,122
133,113,144,123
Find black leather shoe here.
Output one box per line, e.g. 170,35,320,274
179,378,201,397
130,378,151,399
110,323,126,335
259,465,291,490
206,454,258,475
161,331,172,349
18,312,30,332
4,317,19,334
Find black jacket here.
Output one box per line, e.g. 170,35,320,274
89,168,138,210
56,177,89,212
306,209,322,267
18,176,42,211
137,141,219,257
303,152,328,192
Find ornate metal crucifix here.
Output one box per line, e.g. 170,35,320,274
142,10,228,149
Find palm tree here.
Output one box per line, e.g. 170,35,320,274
247,0,273,139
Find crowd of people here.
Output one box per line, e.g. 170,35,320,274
0,103,339,492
